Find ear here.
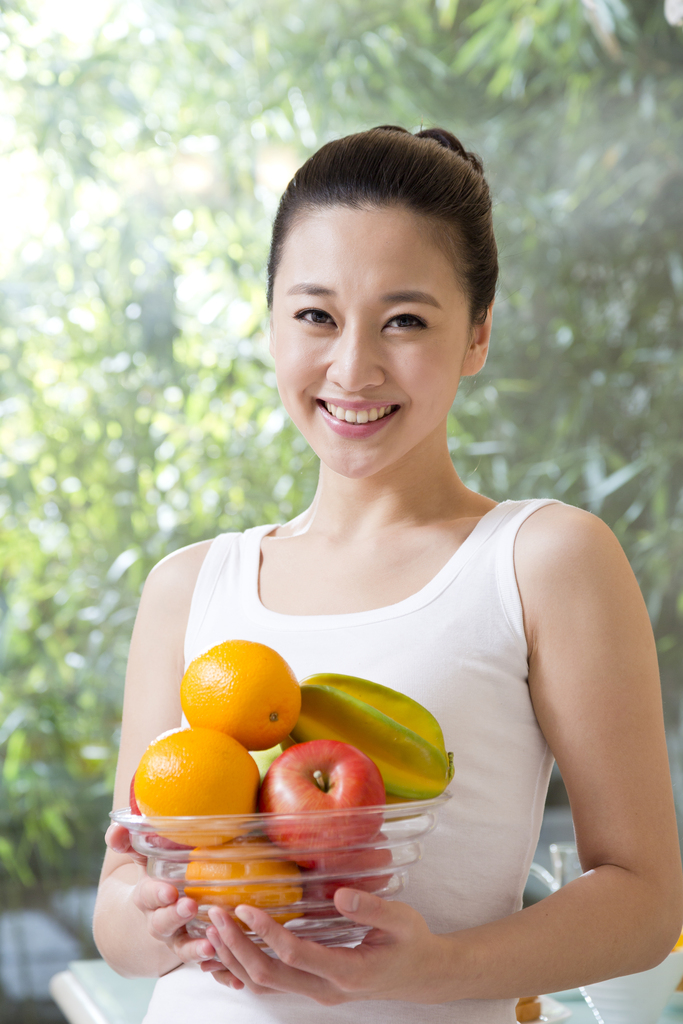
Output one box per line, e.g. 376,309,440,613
461,301,493,377
268,315,275,358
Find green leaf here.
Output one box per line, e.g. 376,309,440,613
435,0,459,29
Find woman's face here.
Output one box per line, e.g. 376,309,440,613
270,205,492,480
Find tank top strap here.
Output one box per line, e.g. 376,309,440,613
183,532,242,668
492,497,562,649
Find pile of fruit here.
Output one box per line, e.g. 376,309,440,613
129,639,453,924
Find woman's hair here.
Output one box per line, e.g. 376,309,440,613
266,125,498,325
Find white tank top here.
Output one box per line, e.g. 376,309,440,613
143,498,556,1024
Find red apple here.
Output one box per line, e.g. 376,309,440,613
258,740,385,861
303,841,394,909
129,771,142,815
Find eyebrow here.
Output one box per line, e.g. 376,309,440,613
286,283,335,297
286,284,442,309
382,290,441,309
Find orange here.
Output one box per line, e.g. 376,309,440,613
134,727,259,819
180,640,301,751
185,841,303,926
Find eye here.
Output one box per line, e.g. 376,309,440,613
386,313,427,330
294,308,335,326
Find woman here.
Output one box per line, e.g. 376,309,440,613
94,126,682,1023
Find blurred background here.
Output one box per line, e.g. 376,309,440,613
0,0,682,1019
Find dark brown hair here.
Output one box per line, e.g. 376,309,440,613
266,125,498,325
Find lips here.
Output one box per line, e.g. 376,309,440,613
316,400,400,437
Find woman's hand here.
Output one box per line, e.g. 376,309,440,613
131,876,216,968
201,888,453,1004
104,823,215,968
105,823,147,867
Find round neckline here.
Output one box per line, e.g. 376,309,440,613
240,501,516,631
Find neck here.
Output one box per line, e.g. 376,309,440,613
287,428,493,543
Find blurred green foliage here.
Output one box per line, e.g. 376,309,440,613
0,0,682,881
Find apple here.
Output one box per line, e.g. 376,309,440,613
258,739,385,861
303,841,394,910
129,771,142,815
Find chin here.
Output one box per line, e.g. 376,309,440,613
315,448,399,480
292,408,439,479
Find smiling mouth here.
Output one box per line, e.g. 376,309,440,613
318,400,400,424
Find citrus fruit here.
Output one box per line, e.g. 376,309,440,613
185,841,303,926
134,727,259,819
180,640,301,751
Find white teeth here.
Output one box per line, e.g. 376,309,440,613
323,402,395,422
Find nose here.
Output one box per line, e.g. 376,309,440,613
326,325,385,394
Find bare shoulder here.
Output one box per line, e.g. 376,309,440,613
514,501,626,583
143,538,214,610
513,502,645,648
128,538,215,678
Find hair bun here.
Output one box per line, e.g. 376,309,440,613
415,128,484,175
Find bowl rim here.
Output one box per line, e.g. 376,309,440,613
110,790,451,831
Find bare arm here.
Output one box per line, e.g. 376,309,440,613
430,503,682,996
197,505,683,1002
93,539,214,977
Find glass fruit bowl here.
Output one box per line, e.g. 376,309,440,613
111,793,450,954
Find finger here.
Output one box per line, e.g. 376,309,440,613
105,824,147,866
172,931,217,965
205,919,277,994
203,965,245,989
333,889,411,938
149,897,199,940
233,905,354,984
134,880,180,914
199,958,232,974
133,884,198,942
211,906,346,1000
105,824,129,851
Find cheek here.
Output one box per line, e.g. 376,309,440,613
400,346,462,407
274,348,319,410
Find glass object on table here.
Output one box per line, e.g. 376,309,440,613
530,842,683,1021
546,841,683,1024
550,842,582,888
580,950,683,1024
526,840,581,897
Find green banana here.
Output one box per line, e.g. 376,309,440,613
291,677,454,799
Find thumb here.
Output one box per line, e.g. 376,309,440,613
105,824,147,866
333,888,407,933
105,823,130,851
